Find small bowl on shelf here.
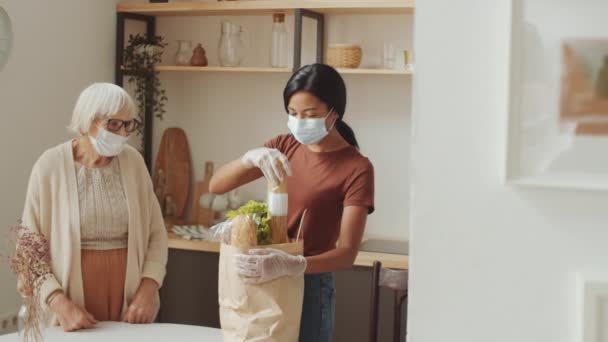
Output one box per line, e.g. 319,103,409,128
327,44,362,69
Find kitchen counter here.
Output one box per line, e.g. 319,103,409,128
167,232,409,270
160,230,408,341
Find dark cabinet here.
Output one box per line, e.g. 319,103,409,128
159,249,407,342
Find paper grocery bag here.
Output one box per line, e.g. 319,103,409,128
218,241,304,342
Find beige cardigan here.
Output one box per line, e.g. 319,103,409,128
22,141,168,321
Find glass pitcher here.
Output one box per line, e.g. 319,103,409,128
175,40,192,66
218,21,244,67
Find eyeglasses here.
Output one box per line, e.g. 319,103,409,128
104,119,139,133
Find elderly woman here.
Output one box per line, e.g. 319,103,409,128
21,83,168,331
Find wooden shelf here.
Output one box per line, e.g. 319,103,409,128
155,65,292,73
336,68,412,75
117,0,414,16
148,65,412,75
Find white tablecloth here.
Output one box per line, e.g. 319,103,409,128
0,322,223,341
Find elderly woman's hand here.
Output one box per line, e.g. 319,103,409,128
49,292,97,332
123,278,159,324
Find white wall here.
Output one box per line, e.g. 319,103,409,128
408,0,608,341
154,13,413,240
0,0,129,318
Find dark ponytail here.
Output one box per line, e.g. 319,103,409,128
335,120,359,149
283,63,360,149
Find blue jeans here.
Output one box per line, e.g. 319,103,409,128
299,273,336,342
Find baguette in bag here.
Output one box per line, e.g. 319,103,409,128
230,215,257,248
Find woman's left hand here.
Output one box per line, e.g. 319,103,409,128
235,248,307,284
123,278,159,324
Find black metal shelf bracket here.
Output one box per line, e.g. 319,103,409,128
115,12,156,172
293,9,325,72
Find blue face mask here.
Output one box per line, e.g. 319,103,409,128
287,109,337,145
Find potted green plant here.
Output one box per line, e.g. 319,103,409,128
123,33,168,140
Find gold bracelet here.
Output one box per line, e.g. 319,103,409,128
46,290,63,305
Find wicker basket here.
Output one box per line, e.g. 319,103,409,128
327,44,362,69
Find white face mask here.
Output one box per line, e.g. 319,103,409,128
89,128,129,157
287,109,337,145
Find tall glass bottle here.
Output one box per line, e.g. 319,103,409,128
270,13,287,68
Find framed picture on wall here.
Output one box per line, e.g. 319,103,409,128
506,0,608,190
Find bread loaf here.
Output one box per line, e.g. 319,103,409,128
230,215,257,248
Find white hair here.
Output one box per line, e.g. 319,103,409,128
69,82,136,135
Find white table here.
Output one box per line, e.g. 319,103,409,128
0,321,223,341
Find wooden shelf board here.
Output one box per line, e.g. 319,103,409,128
139,65,412,75
117,1,414,16
336,68,412,75
155,65,292,73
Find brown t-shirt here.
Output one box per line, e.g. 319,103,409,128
265,134,375,256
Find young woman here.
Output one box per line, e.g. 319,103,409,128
210,63,374,342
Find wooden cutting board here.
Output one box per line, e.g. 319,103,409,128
153,128,192,220
192,161,217,226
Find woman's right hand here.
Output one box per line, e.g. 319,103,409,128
241,148,292,185
49,292,97,332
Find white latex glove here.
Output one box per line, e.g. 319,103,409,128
235,248,307,284
241,148,292,186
